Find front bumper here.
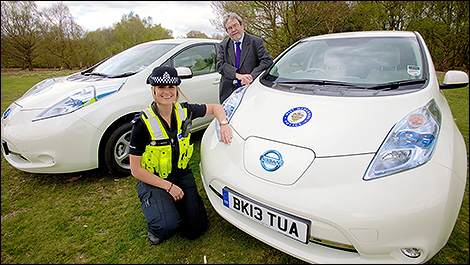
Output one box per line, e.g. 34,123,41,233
199,121,466,264
1,106,101,173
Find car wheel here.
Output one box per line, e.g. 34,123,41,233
104,122,132,177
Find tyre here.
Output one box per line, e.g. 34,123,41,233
104,122,133,177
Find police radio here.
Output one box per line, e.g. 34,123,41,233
181,113,192,138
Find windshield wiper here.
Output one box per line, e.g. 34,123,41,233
274,79,367,89
83,72,109,77
273,78,426,92
275,79,347,85
365,79,426,90
109,72,137,78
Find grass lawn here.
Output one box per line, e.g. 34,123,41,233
1,69,468,264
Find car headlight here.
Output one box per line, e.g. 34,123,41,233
32,83,123,122
364,99,441,180
215,85,248,141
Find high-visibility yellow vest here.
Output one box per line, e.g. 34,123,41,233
140,102,194,178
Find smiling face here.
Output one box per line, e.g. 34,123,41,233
225,18,244,42
152,85,179,107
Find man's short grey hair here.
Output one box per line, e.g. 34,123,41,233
222,13,243,30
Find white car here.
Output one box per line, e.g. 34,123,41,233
1,38,221,176
200,31,468,263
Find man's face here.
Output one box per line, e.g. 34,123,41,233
225,18,244,42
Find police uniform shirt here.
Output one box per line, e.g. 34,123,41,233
129,102,207,176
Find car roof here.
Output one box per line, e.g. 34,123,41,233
144,38,221,45
304,31,417,41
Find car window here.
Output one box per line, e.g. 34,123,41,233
169,44,217,76
267,36,424,85
92,43,178,76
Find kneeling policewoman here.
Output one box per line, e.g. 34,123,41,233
129,66,233,245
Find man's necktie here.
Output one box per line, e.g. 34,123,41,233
235,42,242,87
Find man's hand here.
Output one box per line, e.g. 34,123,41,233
236,73,253,85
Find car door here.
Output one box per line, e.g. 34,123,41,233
163,43,221,130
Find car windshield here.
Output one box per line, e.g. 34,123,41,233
89,42,178,77
264,36,425,88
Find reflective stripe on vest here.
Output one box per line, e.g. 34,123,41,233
142,102,186,140
140,102,193,178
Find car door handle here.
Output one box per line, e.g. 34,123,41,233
212,79,220,85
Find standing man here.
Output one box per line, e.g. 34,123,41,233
216,12,273,103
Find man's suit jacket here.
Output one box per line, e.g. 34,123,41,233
216,33,273,103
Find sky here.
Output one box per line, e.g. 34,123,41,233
35,1,224,38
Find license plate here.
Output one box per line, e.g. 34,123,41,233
223,187,310,243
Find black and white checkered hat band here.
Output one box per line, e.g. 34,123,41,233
149,71,180,86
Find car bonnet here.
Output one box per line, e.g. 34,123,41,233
14,75,126,110
230,81,435,159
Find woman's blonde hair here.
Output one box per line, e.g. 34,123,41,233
176,86,189,102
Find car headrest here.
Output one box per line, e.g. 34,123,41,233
377,45,401,68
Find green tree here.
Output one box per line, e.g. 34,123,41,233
37,1,85,69
348,1,393,31
211,32,226,40
348,1,418,31
348,1,468,70
80,28,117,69
407,1,469,70
110,11,173,55
210,1,351,58
210,1,468,70
186,30,209,38
78,11,174,69
1,1,41,70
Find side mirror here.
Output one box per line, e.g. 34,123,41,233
440,70,469,89
176,67,193,80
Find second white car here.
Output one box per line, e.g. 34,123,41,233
1,38,221,176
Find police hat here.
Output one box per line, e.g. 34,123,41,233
146,66,181,86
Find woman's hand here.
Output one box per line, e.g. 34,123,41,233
168,184,184,201
220,124,233,145
205,104,234,145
